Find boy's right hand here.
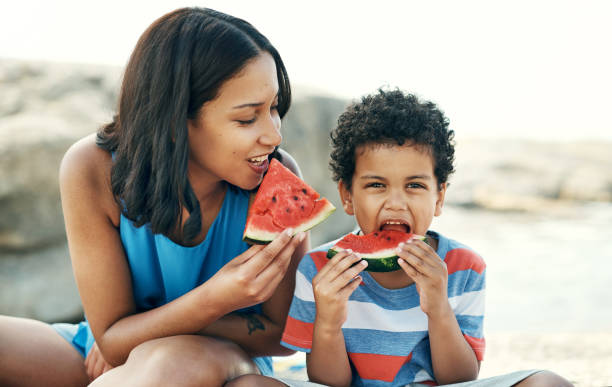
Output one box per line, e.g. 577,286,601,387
312,250,367,331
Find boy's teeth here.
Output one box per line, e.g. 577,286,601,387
381,221,410,233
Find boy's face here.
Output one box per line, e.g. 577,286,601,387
338,143,446,236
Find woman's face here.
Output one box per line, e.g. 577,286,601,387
187,52,282,191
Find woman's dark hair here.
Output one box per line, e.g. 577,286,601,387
96,7,291,244
330,88,455,191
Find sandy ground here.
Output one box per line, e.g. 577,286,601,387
273,331,612,386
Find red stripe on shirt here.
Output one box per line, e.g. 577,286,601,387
445,248,486,275
348,352,412,382
282,315,313,349
464,334,486,361
310,251,329,272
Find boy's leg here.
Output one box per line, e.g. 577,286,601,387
0,315,89,387
89,335,260,387
513,370,573,387
225,375,288,387
225,375,329,387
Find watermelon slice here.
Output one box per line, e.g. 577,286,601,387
326,230,426,272
243,158,336,244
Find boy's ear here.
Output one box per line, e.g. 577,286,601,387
337,181,355,216
434,182,447,217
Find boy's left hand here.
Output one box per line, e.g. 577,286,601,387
397,239,450,318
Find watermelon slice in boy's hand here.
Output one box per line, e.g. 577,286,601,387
327,230,426,272
243,158,336,244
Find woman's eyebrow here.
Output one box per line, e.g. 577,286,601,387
232,102,263,109
232,93,279,109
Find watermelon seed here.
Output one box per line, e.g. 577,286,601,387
272,196,276,202
286,208,290,213
386,237,391,241
302,189,307,194
293,196,298,200
301,205,305,210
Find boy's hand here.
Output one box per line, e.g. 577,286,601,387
312,250,367,331
397,239,451,318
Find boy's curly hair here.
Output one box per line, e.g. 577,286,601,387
330,88,455,191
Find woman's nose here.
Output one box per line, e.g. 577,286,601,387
259,113,282,146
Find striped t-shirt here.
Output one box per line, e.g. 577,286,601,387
281,231,486,386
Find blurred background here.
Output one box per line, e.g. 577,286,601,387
1,1,611,385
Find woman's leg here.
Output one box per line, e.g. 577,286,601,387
90,335,260,387
0,315,89,387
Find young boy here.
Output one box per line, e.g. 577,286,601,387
280,90,572,387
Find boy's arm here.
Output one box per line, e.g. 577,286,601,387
306,250,368,387
427,307,480,383
397,240,480,384
307,325,352,387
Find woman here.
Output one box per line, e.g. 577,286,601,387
0,7,308,386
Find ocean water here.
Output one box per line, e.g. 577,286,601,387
431,202,612,333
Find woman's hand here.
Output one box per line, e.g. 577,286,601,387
207,228,306,313
312,250,367,331
397,239,451,318
84,342,113,382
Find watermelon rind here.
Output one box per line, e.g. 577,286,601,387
326,234,426,272
243,199,336,244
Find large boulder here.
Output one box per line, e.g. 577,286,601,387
0,59,119,322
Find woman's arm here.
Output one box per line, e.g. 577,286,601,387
60,136,302,366
198,149,311,356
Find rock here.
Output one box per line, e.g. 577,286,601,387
0,115,75,250
282,94,356,246
0,242,82,323
448,138,612,211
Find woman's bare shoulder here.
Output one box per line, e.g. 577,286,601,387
59,133,119,224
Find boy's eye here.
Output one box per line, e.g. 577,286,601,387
407,183,425,189
365,182,384,188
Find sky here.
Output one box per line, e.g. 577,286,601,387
2,0,611,141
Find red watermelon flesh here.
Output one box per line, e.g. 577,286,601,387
327,230,426,272
243,158,336,244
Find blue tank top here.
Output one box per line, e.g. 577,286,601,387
71,184,273,374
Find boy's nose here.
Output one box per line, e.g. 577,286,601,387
384,191,408,211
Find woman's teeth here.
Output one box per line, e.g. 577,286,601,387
248,155,268,165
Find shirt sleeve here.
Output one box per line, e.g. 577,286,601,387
445,247,487,361
281,251,324,353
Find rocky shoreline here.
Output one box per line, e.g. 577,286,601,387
2,59,611,341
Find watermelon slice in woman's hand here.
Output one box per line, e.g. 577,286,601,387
243,159,336,244
327,230,426,272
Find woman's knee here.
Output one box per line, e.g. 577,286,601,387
124,335,258,386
